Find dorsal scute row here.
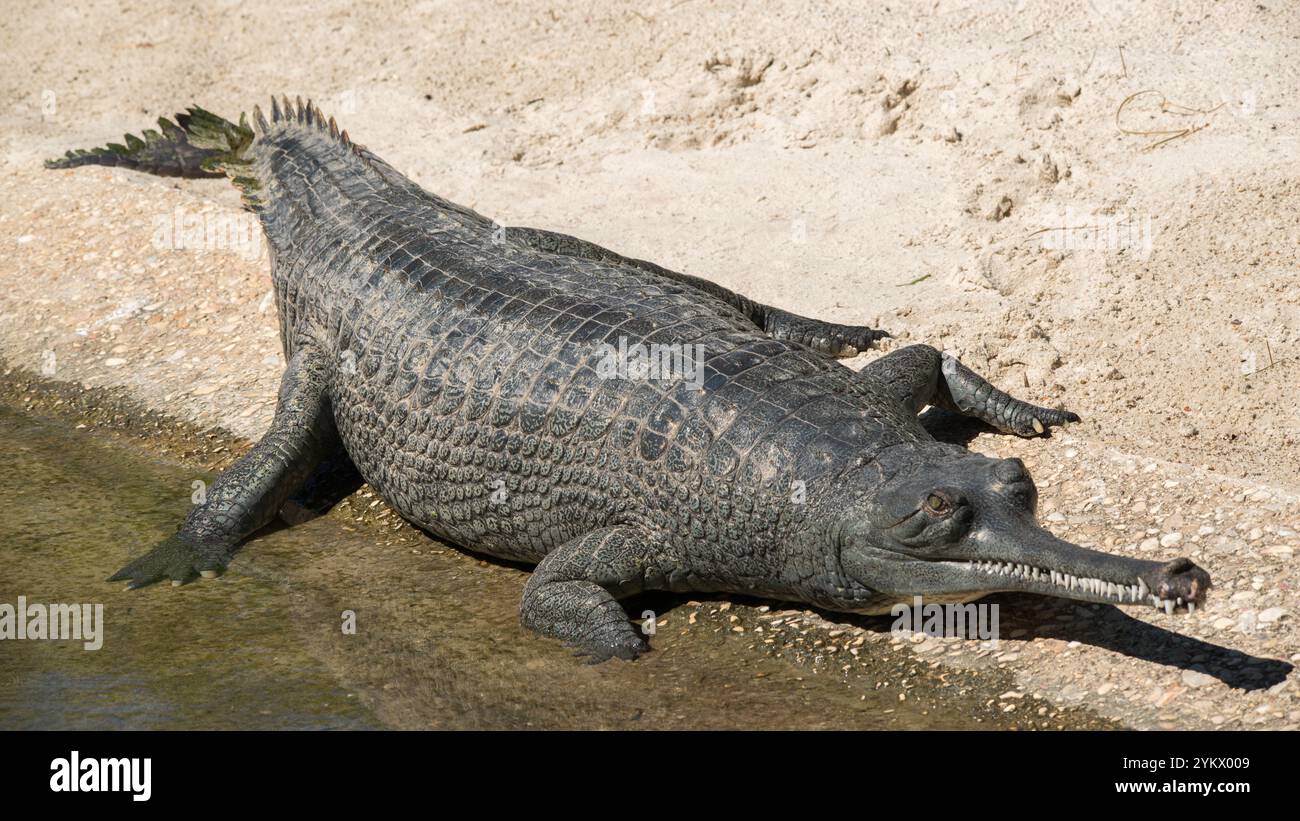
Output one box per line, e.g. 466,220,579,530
255,95,354,150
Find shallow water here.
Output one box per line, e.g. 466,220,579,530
0,403,380,729
0,400,1085,729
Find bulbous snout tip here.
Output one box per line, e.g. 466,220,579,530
1138,557,1211,611
993,457,1028,484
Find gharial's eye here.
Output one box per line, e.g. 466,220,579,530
925,493,950,514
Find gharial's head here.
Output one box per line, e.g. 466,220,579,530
834,443,1210,614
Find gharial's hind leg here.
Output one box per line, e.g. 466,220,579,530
501,226,889,356
279,443,363,526
110,345,336,588
860,344,1079,437
759,307,890,358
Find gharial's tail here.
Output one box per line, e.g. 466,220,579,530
45,106,257,195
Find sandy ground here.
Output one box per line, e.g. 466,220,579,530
1,0,1298,728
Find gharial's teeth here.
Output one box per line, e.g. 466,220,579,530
1188,602,1196,615
965,563,1184,612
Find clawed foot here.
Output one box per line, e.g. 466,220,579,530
769,309,891,358
938,352,1080,438
521,584,651,663
108,533,226,589
1005,406,1080,438
569,632,649,664
806,324,891,358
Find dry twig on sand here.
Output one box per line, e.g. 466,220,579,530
1115,89,1224,151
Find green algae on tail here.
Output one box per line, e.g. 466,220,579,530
177,106,254,166
44,109,221,179
41,101,388,211
44,106,260,206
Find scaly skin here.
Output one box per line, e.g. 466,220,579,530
49,98,1211,662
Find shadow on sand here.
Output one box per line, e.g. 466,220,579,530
262,405,1292,693
914,406,1292,691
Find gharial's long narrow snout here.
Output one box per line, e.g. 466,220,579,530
963,524,1211,614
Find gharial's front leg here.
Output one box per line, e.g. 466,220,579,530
861,343,1079,437
109,345,337,588
520,526,664,662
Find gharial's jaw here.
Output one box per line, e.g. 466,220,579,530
942,554,1209,614
846,530,1211,615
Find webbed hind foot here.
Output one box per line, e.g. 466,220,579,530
108,533,226,589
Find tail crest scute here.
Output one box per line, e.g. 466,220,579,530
45,97,387,212
43,113,223,179
45,105,263,209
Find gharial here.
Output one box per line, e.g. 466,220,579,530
45,98,1210,661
